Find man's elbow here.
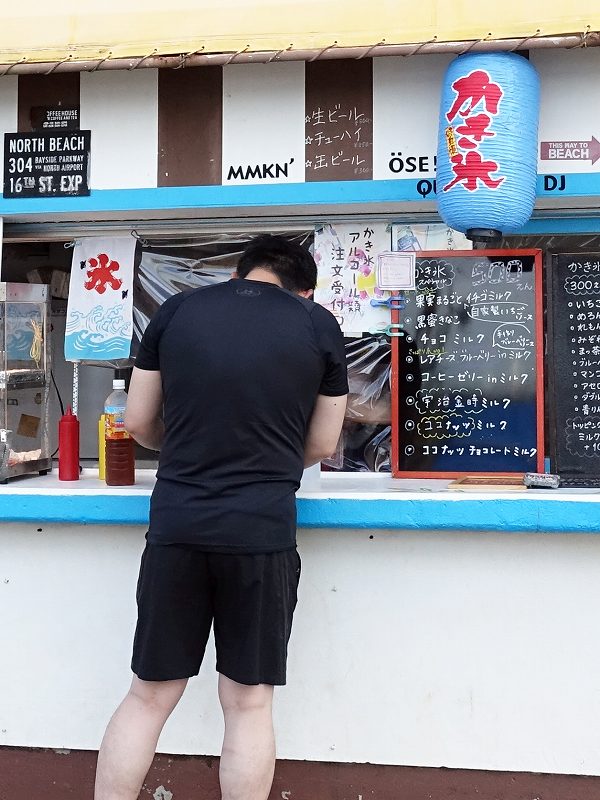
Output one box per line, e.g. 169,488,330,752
318,442,338,461
305,440,337,464
124,411,146,440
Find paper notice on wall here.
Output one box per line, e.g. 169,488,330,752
65,237,136,362
391,224,472,252
314,222,391,335
376,251,416,291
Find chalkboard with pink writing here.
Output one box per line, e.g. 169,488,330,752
391,250,544,477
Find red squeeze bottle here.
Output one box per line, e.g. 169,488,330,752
58,407,80,481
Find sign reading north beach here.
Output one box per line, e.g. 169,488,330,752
3,131,91,198
540,137,600,165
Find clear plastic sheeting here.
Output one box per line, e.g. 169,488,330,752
130,231,389,473
132,250,230,354
131,231,313,355
332,334,392,473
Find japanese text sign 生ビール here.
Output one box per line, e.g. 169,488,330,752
305,59,373,183
391,250,544,477
65,237,136,362
436,53,540,239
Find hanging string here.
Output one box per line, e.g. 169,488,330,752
72,362,80,417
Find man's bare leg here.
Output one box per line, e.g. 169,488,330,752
218,674,276,800
94,675,187,800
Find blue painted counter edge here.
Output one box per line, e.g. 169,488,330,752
2,174,600,217
0,493,599,533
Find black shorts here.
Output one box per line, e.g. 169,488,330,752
131,543,301,685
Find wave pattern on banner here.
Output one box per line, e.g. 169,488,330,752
66,304,131,337
64,331,132,359
65,303,132,361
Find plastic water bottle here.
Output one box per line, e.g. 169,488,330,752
104,379,135,486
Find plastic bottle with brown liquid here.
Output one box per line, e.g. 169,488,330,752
104,379,135,486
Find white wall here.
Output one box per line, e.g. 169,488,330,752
80,69,158,189
373,54,451,181
1,523,599,775
532,47,600,175
222,62,305,185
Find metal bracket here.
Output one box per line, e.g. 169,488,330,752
368,323,407,338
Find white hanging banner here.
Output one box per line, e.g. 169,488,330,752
65,236,136,362
314,222,391,335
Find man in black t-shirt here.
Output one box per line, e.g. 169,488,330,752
95,235,348,800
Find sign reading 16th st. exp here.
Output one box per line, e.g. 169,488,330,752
3,131,91,198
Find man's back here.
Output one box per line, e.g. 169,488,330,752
96,235,348,800
135,277,347,552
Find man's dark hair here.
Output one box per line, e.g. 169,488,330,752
237,235,317,292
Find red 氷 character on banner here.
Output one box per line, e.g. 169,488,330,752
446,70,503,122
84,253,123,294
443,151,505,193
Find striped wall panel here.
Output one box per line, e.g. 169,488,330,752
221,62,305,185
0,76,17,188
305,58,373,182
158,66,222,187
17,73,80,133
0,51,593,196
372,54,451,181
80,69,158,189
531,47,600,174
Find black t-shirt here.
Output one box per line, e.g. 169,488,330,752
135,278,349,553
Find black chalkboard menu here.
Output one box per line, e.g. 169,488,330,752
391,250,544,477
547,253,600,475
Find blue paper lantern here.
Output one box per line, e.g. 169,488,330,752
436,52,540,240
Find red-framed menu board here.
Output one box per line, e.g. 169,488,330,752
391,250,544,478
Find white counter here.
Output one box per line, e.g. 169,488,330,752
1,468,600,533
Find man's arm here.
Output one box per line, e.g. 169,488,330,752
124,367,164,451
304,393,347,467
